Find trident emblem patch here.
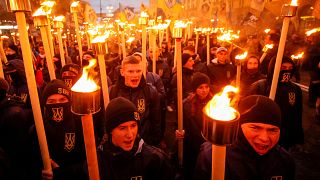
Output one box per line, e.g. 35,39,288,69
52,107,63,122
64,133,75,152
137,99,145,113
281,72,291,82
288,92,296,106
64,79,73,88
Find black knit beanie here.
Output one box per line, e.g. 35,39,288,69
192,72,210,91
60,63,81,76
105,97,140,133
8,44,19,54
42,79,71,105
238,95,281,128
182,53,192,66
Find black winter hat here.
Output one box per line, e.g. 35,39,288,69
182,53,192,66
105,97,140,133
8,44,19,54
192,72,210,91
42,79,71,105
60,63,81,76
238,95,281,128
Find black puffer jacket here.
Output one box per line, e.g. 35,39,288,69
207,61,236,91
98,139,174,180
194,132,295,180
109,76,161,146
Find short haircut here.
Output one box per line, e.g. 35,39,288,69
121,55,141,67
183,45,195,53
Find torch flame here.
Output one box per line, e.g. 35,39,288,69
41,1,55,8
92,35,108,43
71,1,80,8
235,51,248,60
291,52,304,60
204,85,239,121
53,16,65,22
174,21,187,28
71,59,99,92
140,11,149,18
1,36,9,40
126,37,135,43
217,32,232,41
305,27,320,36
32,7,47,17
290,0,298,6
265,44,274,49
264,28,271,34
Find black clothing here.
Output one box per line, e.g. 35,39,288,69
98,139,173,180
147,58,171,91
171,67,194,99
207,61,236,91
240,71,266,97
109,76,162,146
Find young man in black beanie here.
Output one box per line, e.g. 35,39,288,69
194,95,295,180
98,97,173,180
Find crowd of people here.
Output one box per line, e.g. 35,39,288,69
0,27,320,180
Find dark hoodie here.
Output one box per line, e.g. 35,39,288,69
194,131,295,180
249,57,304,149
98,138,173,180
109,75,162,146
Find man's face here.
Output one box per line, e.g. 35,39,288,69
121,63,143,88
241,123,280,155
216,51,227,64
46,94,69,104
38,46,45,55
148,48,159,60
183,56,195,69
111,121,138,151
187,41,195,47
280,62,293,71
247,57,259,70
196,84,210,99
5,47,16,55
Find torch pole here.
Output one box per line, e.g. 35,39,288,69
121,31,126,59
142,25,147,77
81,114,100,180
46,18,55,57
0,39,8,63
39,26,56,80
195,32,199,54
73,13,83,66
176,38,183,166
15,11,51,171
236,62,241,88
259,52,267,63
211,145,226,180
152,30,157,73
269,3,296,100
97,44,110,108
57,29,66,67
206,33,210,65
166,26,169,42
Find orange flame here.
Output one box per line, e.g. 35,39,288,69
262,44,274,52
235,51,248,60
290,0,298,6
264,28,271,34
71,59,99,92
140,11,149,18
71,1,80,8
174,21,187,28
32,7,47,17
291,52,304,59
53,16,65,22
305,28,320,36
204,85,239,121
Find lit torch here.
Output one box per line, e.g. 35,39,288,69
70,1,83,66
259,44,274,63
264,28,271,34
53,15,66,67
71,59,100,180
0,35,9,78
139,11,149,77
305,27,320,36
203,85,239,180
235,51,248,88
270,0,298,100
173,20,187,167
291,52,304,68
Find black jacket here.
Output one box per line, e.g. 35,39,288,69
98,139,174,180
194,133,295,180
109,76,162,146
171,67,194,100
207,61,236,91
147,58,171,90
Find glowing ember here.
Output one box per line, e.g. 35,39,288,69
290,0,298,6
32,7,47,17
71,1,80,8
41,1,55,8
235,51,248,60
71,59,99,92
204,85,239,121
305,28,320,36
264,29,271,34
53,16,65,22
140,11,149,18
174,21,187,28
291,52,304,60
